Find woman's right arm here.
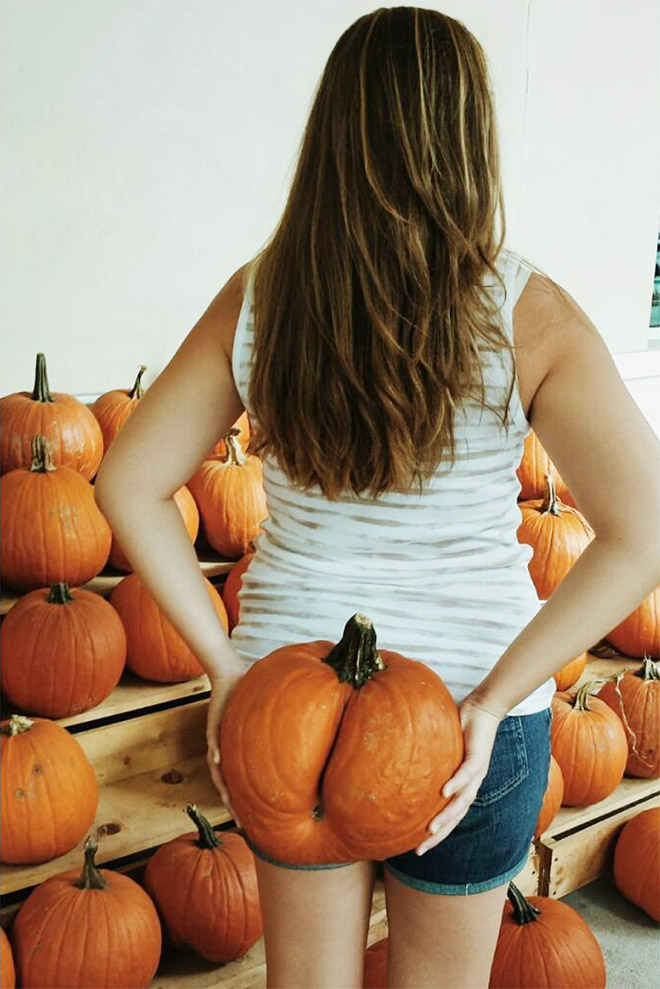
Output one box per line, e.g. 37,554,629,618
469,274,660,719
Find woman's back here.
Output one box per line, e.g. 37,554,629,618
229,246,555,716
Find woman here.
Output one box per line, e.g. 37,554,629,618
95,7,660,988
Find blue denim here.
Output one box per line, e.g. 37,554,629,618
244,707,552,895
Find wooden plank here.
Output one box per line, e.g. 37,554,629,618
1,752,230,897
0,548,234,616
74,699,208,785
542,775,660,840
514,843,542,897
576,654,644,690
0,670,211,729
541,792,660,898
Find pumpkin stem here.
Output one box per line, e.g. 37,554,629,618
30,352,54,403
635,656,660,681
47,582,75,605
573,680,602,711
322,614,386,689
540,473,562,516
75,835,108,890
29,435,56,472
128,364,147,399
185,803,220,848
225,428,248,466
0,714,34,736
507,882,541,925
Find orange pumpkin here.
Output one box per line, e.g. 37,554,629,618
0,714,98,864
108,484,199,571
613,807,660,922
534,754,564,837
11,835,162,988
597,658,660,778
143,804,262,962
0,352,103,479
109,572,228,682
219,613,464,864
517,474,594,600
489,882,606,987
551,682,628,806
0,928,15,989
91,364,147,453
605,587,659,659
516,430,578,508
223,549,255,632
189,428,267,559
208,411,251,459
0,582,126,718
554,652,587,691
1,436,112,591
363,936,388,988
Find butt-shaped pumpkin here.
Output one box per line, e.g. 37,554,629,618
219,613,464,864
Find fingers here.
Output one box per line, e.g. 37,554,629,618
414,782,480,855
442,756,483,798
205,747,242,829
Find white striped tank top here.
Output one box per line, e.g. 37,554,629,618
229,247,555,716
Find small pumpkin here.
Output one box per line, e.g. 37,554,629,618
489,882,606,987
517,474,594,600
0,352,103,479
0,714,98,864
143,804,262,962
1,435,112,591
0,582,126,718
223,549,255,632
551,682,628,806
597,658,660,778
189,428,267,559
219,613,464,864
91,364,147,453
0,928,15,989
534,754,564,837
516,430,578,508
109,572,228,682
605,587,659,659
108,484,199,571
363,936,388,988
11,834,162,988
554,652,587,691
208,411,251,459
613,807,660,922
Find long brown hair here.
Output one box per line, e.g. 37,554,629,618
245,6,555,500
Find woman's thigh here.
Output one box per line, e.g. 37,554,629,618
383,708,552,987
254,854,376,989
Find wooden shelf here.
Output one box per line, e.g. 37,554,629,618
0,546,235,616
0,669,211,730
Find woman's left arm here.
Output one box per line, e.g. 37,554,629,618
94,264,250,682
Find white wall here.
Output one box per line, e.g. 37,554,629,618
2,1,659,431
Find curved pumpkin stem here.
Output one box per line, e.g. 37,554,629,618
29,435,56,473
0,714,34,736
75,835,108,890
635,656,660,681
47,582,75,605
128,364,147,399
225,427,248,466
573,679,606,711
31,352,53,403
185,803,220,849
323,614,386,689
540,473,562,516
507,882,541,925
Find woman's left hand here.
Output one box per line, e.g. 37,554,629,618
414,695,504,855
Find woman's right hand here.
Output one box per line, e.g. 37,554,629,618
206,671,245,828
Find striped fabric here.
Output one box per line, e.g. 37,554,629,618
229,247,555,716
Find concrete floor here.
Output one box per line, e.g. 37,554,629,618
153,874,659,988
562,874,659,989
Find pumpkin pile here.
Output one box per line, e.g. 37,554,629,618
362,882,606,988
219,612,464,864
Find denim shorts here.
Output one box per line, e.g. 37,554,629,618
242,707,552,895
